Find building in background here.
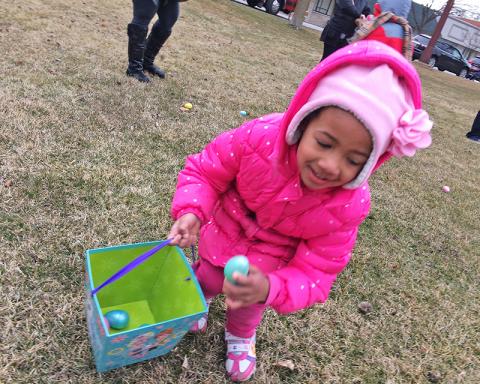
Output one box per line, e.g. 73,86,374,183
443,16,480,58
303,0,335,28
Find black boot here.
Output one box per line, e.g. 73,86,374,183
126,23,150,83
466,111,480,142
143,23,171,79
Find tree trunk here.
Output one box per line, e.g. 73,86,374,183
289,0,312,29
420,0,455,64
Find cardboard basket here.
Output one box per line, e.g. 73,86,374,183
85,240,207,372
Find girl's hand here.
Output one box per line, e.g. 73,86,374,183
223,265,270,310
168,213,201,248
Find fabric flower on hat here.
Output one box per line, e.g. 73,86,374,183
389,110,433,157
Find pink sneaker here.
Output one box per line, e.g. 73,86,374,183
225,331,256,382
189,298,211,333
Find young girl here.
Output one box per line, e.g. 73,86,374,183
168,40,432,381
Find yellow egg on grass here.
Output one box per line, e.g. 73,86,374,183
183,102,193,110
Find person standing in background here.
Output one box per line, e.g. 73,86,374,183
126,0,181,83
349,0,413,60
320,0,370,61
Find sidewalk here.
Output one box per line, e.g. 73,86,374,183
232,0,324,32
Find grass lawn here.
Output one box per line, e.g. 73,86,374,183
1,0,479,382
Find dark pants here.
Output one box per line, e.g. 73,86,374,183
319,23,349,62
131,0,179,36
321,39,348,61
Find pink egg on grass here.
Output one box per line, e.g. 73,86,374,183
442,185,450,193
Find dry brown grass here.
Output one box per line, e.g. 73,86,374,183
1,0,479,383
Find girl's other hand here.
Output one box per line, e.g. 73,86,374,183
223,265,270,309
168,213,201,248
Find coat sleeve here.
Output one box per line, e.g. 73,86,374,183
336,0,362,18
171,121,254,224
265,224,361,314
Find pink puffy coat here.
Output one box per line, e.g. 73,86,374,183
171,40,424,314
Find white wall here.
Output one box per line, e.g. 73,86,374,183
441,17,480,59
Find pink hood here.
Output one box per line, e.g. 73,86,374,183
171,41,427,314
277,39,427,175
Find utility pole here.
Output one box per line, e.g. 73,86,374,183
420,0,455,64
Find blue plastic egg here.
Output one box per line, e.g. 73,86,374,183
240,110,248,116
105,310,130,330
224,255,249,284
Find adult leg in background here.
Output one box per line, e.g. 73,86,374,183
143,0,180,78
126,0,159,82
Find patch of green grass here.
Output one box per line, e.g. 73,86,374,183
1,0,479,383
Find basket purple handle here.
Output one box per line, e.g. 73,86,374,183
91,239,173,296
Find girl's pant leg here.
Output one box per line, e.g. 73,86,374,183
226,303,266,339
193,258,267,338
192,259,224,299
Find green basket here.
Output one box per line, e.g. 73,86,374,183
85,240,207,371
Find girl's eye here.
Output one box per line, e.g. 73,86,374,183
348,158,362,166
316,140,331,148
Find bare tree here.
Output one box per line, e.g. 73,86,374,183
449,6,466,17
420,0,455,64
446,5,480,20
289,0,312,29
411,1,441,34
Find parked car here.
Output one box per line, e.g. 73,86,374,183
467,56,480,81
246,0,297,15
412,34,471,78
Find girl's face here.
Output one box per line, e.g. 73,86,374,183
297,107,372,190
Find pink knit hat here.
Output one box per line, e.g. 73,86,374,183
286,63,432,189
